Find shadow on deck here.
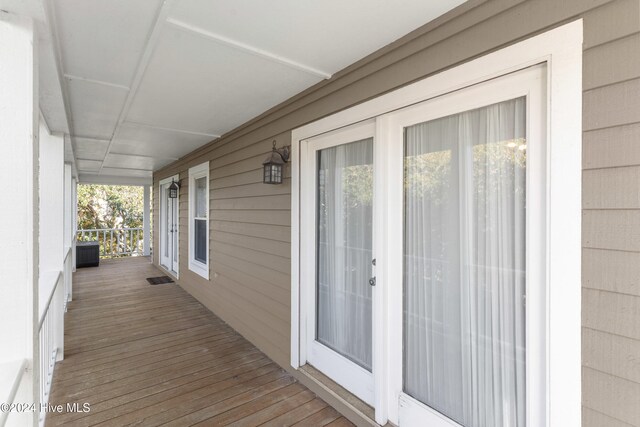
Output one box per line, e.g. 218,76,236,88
47,257,353,426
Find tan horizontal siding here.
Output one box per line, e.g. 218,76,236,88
583,167,640,209
213,195,291,211
583,0,640,48
211,155,267,180
151,0,640,424
211,209,290,227
212,251,290,292
212,180,290,200
583,407,635,427
583,367,640,425
213,242,289,275
583,210,640,251
211,138,275,170
583,328,640,383
211,220,290,243
583,289,640,341
211,169,263,190
583,32,640,90
207,272,290,330
583,248,640,296
583,123,640,169
583,78,640,131
213,231,290,258
211,260,290,308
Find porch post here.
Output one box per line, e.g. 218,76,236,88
0,11,39,426
72,177,77,274
143,185,151,256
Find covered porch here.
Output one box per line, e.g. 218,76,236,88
47,257,350,426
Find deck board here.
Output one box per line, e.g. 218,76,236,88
46,257,352,426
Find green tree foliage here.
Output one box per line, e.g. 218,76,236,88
77,184,144,230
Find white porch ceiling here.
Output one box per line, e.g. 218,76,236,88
28,0,466,184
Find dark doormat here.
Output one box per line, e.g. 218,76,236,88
146,276,174,285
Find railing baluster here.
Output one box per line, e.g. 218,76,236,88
76,228,149,259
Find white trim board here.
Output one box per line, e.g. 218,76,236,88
159,174,180,279
291,20,582,427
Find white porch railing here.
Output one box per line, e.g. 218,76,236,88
76,228,149,258
0,359,28,427
38,270,64,426
63,244,73,310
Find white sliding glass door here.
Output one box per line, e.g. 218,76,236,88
301,121,376,404
402,98,527,426
294,24,582,427
387,65,545,426
297,65,547,426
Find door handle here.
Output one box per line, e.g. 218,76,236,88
369,277,376,287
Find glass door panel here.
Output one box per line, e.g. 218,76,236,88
403,97,527,427
302,121,376,405
316,138,374,371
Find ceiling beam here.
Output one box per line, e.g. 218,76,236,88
166,18,332,80
78,174,152,186
100,166,154,172
72,135,111,142
42,0,78,179
108,151,179,161
124,120,220,138
98,0,178,174
64,74,130,91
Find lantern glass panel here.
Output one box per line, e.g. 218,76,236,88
264,164,271,183
168,180,180,198
272,164,282,183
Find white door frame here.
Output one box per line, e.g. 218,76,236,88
385,64,546,427
159,175,179,277
291,20,582,426
300,120,376,405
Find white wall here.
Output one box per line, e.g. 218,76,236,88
0,9,38,364
0,12,39,426
39,120,64,276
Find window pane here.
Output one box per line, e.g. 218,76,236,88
195,176,207,218
403,97,526,427
194,218,207,264
316,138,374,371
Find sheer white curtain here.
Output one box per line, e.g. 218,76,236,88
316,138,374,371
404,98,526,427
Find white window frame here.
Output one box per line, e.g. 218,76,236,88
291,20,582,427
188,162,209,280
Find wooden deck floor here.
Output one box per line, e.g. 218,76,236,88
47,257,352,427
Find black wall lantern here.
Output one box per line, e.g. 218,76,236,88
263,140,289,184
168,179,180,198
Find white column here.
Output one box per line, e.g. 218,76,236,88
64,165,72,249
72,178,77,274
39,122,65,370
0,11,39,426
143,185,151,256
63,164,73,306
39,123,64,274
